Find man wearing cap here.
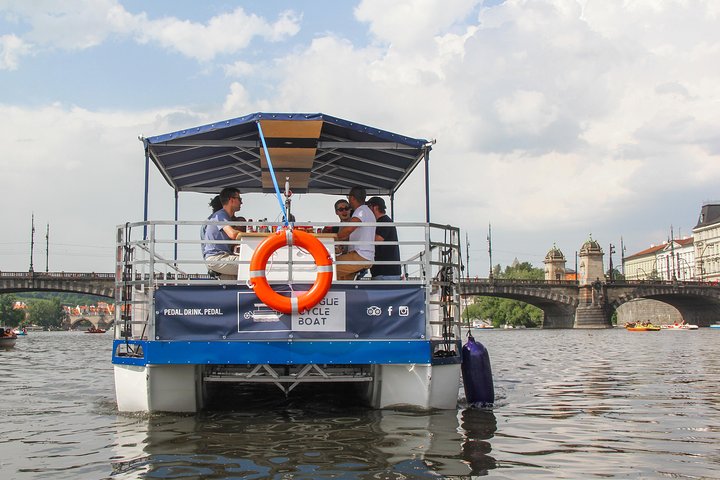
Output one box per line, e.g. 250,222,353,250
335,186,374,280
366,196,402,280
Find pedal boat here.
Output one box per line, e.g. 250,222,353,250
112,113,465,413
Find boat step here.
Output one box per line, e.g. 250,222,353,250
203,364,373,394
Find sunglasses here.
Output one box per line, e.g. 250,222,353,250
232,196,243,203
336,207,350,212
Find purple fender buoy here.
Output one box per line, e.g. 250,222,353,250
461,335,494,407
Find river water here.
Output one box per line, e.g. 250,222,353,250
1,329,719,479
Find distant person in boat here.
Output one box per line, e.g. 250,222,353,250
335,186,375,280
366,196,402,280
203,187,245,278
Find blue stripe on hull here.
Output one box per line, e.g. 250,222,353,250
112,339,460,366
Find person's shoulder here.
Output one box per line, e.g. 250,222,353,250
379,215,392,223
358,204,373,217
210,209,230,221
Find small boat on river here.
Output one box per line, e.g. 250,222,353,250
625,322,661,332
1,327,18,348
661,322,698,330
85,327,107,334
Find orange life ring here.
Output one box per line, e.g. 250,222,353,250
249,228,333,314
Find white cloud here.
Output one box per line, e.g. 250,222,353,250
494,90,559,137
0,2,301,66
355,0,481,49
138,8,301,61
0,33,31,70
223,60,256,78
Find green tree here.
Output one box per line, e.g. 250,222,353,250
466,261,545,327
27,298,66,329
0,294,26,327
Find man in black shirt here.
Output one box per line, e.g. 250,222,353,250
366,196,402,280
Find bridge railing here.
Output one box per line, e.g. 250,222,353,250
0,271,115,279
461,277,579,286
460,277,720,288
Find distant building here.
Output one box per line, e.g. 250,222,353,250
693,202,720,282
624,237,694,281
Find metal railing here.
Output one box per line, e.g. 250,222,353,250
114,220,463,345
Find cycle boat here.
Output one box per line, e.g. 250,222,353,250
112,113,465,413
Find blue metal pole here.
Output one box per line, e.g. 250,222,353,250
256,121,288,225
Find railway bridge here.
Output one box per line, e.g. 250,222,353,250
459,278,720,328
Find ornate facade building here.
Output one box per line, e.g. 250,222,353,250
543,244,566,281
578,236,604,285
693,203,720,282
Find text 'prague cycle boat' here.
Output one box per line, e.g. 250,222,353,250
112,113,468,413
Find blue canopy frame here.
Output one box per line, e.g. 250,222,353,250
140,112,434,238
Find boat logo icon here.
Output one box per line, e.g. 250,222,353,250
366,305,382,316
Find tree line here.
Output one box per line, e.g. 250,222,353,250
0,292,113,329
462,261,544,328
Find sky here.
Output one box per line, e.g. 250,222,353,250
1,0,719,276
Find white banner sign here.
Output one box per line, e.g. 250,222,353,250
292,291,346,331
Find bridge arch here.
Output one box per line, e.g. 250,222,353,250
0,272,114,298
460,280,579,328
608,284,720,326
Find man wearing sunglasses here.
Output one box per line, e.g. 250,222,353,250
203,187,245,278
323,199,353,234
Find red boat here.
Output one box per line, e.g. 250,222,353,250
85,327,106,334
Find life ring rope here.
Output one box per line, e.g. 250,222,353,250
249,228,333,315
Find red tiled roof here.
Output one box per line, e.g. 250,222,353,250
625,237,694,260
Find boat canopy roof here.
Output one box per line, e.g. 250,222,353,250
143,112,432,196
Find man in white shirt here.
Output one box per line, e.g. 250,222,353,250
335,186,375,280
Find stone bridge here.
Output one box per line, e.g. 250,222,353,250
4,271,719,329
0,271,115,298
66,313,113,329
459,278,720,328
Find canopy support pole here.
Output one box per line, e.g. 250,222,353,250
174,189,179,264
424,148,430,222
143,140,150,240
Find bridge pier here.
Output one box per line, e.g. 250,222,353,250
574,283,612,328
539,305,576,328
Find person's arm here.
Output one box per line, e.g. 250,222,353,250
222,225,243,240
336,216,361,240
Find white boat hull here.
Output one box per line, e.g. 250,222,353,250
115,362,460,413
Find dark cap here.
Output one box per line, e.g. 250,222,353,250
366,196,386,210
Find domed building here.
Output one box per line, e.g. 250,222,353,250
578,235,604,285
544,244,566,281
